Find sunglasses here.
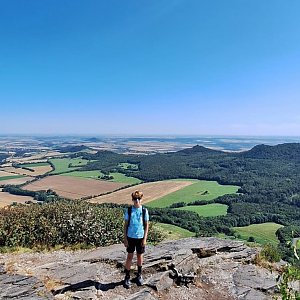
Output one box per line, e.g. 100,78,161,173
133,198,141,201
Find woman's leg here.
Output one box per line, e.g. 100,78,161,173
136,253,144,285
125,252,134,271
137,253,143,268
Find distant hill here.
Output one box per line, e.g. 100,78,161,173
239,143,300,160
83,137,102,142
177,145,224,155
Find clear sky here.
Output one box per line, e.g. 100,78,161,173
1,0,299,136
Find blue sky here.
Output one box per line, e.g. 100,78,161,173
1,0,300,136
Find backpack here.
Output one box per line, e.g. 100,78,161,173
127,206,147,232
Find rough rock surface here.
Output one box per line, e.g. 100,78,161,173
0,237,280,299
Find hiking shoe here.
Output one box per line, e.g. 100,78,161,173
124,276,131,289
136,274,144,286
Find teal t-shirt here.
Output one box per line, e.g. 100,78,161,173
124,206,149,239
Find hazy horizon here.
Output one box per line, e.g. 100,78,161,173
1,133,300,153
1,133,300,138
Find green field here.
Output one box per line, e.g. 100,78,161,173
0,175,24,181
49,158,90,174
62,170,104,179
109,173,142,184
177,203,228,217
20,162,50,168
147,179,239,208
155,222,195,240
234,222,284,245
118,163,139,170
62,170,141,184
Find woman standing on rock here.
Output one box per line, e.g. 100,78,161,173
123,190,149,288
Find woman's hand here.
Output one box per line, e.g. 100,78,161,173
141,238,147,247
124,238,128,247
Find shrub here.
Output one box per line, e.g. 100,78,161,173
260,243,281,263
248,236,255,243
169,202,187,208
147,222,166,245
0,201,163,250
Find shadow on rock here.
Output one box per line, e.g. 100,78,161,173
52,279,124,295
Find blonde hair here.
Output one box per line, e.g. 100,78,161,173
131,190,143,200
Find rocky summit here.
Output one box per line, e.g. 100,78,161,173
0,237,280,299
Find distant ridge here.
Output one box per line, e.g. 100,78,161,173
57,145,90,153
240,143,300,160
84,137,102,142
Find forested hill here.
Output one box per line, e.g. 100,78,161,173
79,143,300,189
55,145,91,153
239,143,300,160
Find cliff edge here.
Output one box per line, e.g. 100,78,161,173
0,237,279,299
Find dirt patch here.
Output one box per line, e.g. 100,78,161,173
23,175,126,200
90,180,194,204
0,191,36,208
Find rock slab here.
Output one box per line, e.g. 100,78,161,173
0,238,280,299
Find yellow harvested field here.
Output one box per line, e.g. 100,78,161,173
2,167,36,177
2,165,52,177
30,165,53,176
8,151,63,164
0,191,36,208
90,180,194,204
23,175,126,200
0,170,16,177
0,177,34,185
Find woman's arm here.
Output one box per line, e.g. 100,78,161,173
124,220,129,247
142,221,149,246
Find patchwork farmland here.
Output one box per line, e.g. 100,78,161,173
3,164,52,177
90,180,194,204
0,188,36,208
0,169,33,186
23,175,127,199
146,180,239,208
49,158,90,174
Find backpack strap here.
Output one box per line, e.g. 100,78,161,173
127,206,132,234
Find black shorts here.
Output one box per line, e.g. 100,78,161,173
126,237,145,254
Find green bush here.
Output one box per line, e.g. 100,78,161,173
248,236,255,243
260,243,281,263
169,202,187,208
0,201,163,250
